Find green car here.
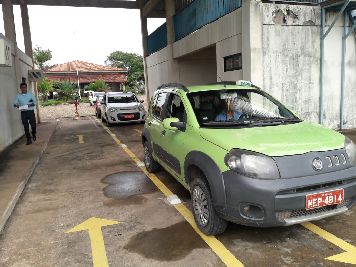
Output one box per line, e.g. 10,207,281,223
142,81,356,235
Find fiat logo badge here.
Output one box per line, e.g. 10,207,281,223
312,158,323,171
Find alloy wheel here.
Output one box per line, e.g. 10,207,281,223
144,145,151,169
192,185,210,227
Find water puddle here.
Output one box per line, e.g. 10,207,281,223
102,171,157,205
124,221,206,261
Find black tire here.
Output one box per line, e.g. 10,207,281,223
143,141,160,173
101,115,105,123
190,176,228,235
106,118,113,127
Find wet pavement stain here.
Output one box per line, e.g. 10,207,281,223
103,195,147,206
124,221,206,261
102,171,157,200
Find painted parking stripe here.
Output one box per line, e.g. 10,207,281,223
95,119,244,267
302,222,356,265
77,135,84,144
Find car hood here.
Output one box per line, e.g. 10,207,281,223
107,103,139,109
198,122,345,156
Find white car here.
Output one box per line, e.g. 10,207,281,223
89,91,105,106
100,92,146,126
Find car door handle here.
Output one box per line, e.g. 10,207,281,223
161,130,166,136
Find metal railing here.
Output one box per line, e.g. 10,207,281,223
174,0,242,41
147,23,167,55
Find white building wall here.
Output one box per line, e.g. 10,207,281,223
0,34,34,152
146,8,243,96
259,3,356,129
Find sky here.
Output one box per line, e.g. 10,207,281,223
0,5,164,66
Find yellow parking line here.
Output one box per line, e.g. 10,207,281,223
302,222,356,264
77,135,84,144
99,122,244,267
134,129,142,134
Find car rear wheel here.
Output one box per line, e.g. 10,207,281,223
190,177,228,235
143,141,160,173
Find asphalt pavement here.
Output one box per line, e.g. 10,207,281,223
0,116,355,267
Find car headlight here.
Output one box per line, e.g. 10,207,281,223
109,108,117,113
224,150,280,179
345,137,356,166
138,105,144,112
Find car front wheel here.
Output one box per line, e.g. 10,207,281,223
190,177,228,235
143,141,160,173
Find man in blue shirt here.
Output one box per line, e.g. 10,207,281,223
215,97,242,122
14,83,37,145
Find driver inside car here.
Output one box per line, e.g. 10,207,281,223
215,96,242,122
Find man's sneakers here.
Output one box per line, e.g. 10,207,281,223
32,135,36,141
26,139,32,145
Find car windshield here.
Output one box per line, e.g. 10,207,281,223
187,89,301,128
94,92,104,97
108,94,137,103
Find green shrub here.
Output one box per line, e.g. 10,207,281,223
40,99,66,106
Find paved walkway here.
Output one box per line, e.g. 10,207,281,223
0,122,57,233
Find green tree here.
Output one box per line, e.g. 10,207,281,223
33,46,52,70
106,51,144,89
37,78,53,101
57,81,77,101
87,80,110,92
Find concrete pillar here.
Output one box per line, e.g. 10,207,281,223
140,9,150,101
2,0,17,44
165,0,176,45
21,4,33,59
241,0,263,87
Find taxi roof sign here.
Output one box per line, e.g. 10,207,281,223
236,80,253,87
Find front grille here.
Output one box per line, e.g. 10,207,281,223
279,179,355,194
276,200,351,223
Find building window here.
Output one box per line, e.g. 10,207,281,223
224,53,242,72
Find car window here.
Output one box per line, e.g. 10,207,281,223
162,94,186,122
188,89,298,127
152,92,169,120
108,94,137,103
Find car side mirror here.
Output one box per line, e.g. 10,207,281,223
163,118,186,131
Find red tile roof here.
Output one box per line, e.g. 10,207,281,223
47,60,127,72
45,60,128,83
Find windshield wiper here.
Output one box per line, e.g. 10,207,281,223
201,121,255,127
262,118,302,123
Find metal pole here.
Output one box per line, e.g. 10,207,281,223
340,12,348,130
319,7,325,125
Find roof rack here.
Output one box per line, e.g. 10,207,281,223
157,83,189,92
208,81,237,85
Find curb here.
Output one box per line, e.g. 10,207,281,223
0,122,58,234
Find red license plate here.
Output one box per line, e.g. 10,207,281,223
123,114,135,119
305,189,344,210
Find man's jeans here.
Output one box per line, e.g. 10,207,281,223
21,110,36,140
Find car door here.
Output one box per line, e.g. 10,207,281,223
101,94,107,117
147,90,170,161
156,93,188,180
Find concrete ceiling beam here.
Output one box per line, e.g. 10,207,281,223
0,0,140,9
142,0,161,17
